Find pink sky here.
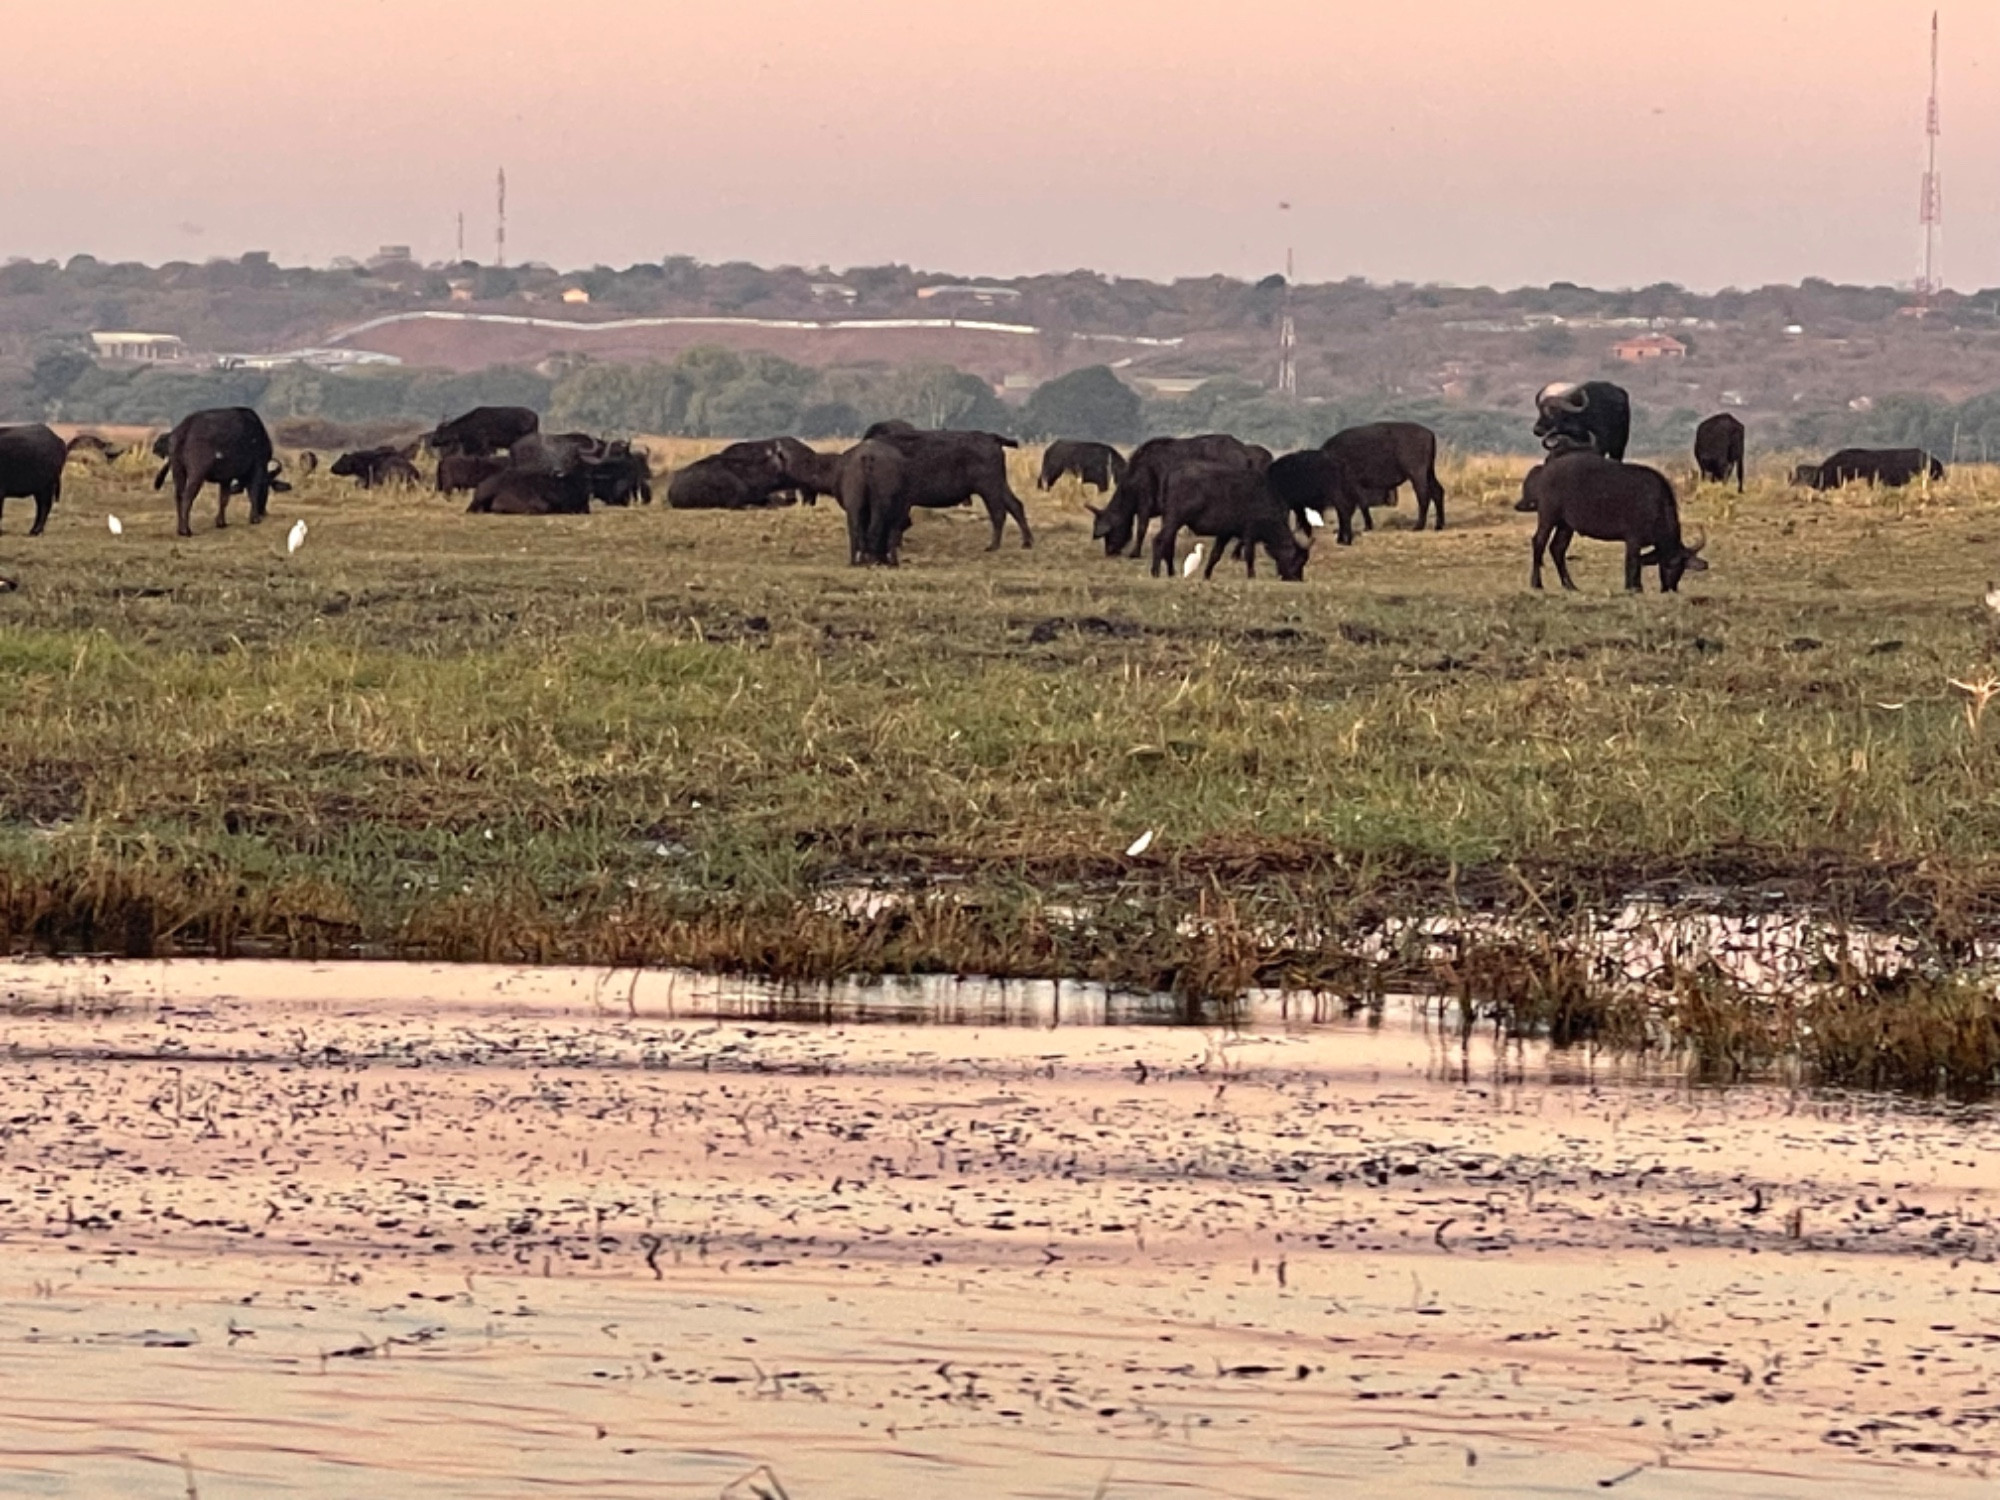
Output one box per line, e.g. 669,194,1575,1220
4,0,1993,290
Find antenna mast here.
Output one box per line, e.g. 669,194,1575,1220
1276,207,1297,398
1918,11,1942,300
456,211,465,262
496,168,508,269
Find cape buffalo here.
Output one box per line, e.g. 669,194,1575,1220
63,433,124,463
772,436,841,506
152,408,288,535
0,424,67,536
1150,463,1310,582
585,447,653,507
1322,421,1446,531
667,442,794,510
436,453,507,495
855,428,1032,554
1517,449,1706,592
1534,381,1632,462
1040,440,1128,494
425,405,540,458
1091,434,1265,557
1793,448,1944,490
466,466,592,515
330,444,421,488
862,419,921,440
1693,413,1746,491
1266,450,1362,545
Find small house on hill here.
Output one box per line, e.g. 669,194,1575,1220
1613,333,1687,362
561,286,591,305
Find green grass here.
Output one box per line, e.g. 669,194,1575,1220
5,443,2000,1024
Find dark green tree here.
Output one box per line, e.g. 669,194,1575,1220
1021,365,1141,443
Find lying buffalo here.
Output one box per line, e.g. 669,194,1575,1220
425,405,540,458
0,424,67,536
1323,421,1446,531
466,467,591,515
1040,439,1128,493
667,441,795,510
1516,449,1706,592
63,433,125,463
153,407,289,535
1150,463,1309,582
331,444,421,488
1693,413,1745,491
851,428,1032,557
1534,381,1632,462
1091,434,1265,557
436,453,508,496
1793,448,1944,490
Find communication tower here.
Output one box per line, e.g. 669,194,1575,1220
496,169,508,269
1917,11,1942,300
1277,239,1297,398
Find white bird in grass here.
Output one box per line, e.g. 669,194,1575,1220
286,519,308,554
1125,830,1155,858
1182,543,1204,578
1304,507,1325,531
1985,580,2000,616
106,515,123,536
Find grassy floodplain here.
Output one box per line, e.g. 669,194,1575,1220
5,440,2000,1087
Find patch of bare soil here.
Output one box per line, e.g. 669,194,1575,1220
1,960,1996,1497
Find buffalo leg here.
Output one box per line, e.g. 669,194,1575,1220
1550,527,1579,590
173,463,198,537
1530,522,1551,589
1151,521,1178,577
29,483,55,537
1127,507,1153,560
1624,543,1645,593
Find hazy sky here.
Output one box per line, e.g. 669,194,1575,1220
5,0,1993,291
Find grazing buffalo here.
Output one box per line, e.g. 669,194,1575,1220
1516,449,1706,592
1150,463,1309,582
63,433,125,463
330,444,421,488
436,453,508,496
0,424,67,536
152,407,289,535
854,428,1032,554
1693,413,1746,491
1534,381,1632,462
1266,450,1363,545
1793,448,1945,490
425,405,540,458
1322,421,1446,531
1040,440,1128,493
466,466,591,515
1091,434,1266,557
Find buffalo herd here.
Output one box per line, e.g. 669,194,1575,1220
0,385,1959,593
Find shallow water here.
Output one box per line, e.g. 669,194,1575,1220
2,958,1996,1497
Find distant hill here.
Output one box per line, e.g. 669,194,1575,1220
8,252,2000,455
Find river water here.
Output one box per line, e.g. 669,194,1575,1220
1,959,1995,1497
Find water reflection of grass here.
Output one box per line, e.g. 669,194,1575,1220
3,447,2000,1090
